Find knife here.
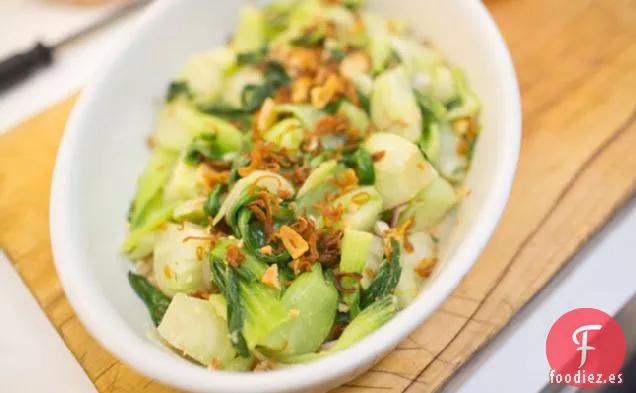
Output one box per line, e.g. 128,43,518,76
0,0,153,94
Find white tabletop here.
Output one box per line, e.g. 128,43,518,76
0,2,634,392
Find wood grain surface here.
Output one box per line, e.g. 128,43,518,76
1,0,635,392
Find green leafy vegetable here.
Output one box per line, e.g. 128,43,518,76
166,80,192,103
211,257,250,357
204,184,224,218
360,238,402,309
364,132,438,209
262,264,338,357
210,238,269,282
177,48,235,105
336,100,370,133
128,272,171,326
338,228,376,318
398,176,459,232
173,196,207,224
371,66,422,142
122,204,175,255
343,148,375,185
236,47,268,66
184,134,224,166
213,170,295,226
278,295,397,364
332,186,383,231
198,61,289,119
264,61,291,88
153,223,210,296
238,208,292,264
157,293,239,366
128,148,178,227
233,5,267,52
263,118,305,150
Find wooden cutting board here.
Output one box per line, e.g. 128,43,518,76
1,0,635,392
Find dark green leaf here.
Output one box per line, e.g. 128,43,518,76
238,208,292,265
236,47,268,66
128,272,171,326
184,135,225,166
204,184,224,217
264,61,291,88
360,238,402,309
414,90,446,123
210,256,228,292
196,102,250,118
291,33,325,48
209,257,250,357
417,139,430,162
327,48,347,63
228,189,257,234
446,96,463,110
323,97,344,114
241,84,274,112
228,156,251,187
352,148,375,185
166,80,192,103
197,61,288,120
225,264,251,357
357,88,370,114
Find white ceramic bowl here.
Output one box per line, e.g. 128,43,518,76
50,0,521,392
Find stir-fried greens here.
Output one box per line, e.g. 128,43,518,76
123,0,480,372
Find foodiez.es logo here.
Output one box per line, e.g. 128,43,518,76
546,308,626,388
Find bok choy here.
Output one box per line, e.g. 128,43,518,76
122,0,480,372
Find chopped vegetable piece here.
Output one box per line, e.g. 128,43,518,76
363,13,392,73
262,264,338,356
394,231,436,308
336,100,370,134
364,132,438,209
158,293,238,366
332,186,383,231
398,177,459,231
129,148,178,227
213,170,295,226
278,295,397,363
371,66,422,142
122,204,175,255
173,196,207,224
153,223,210,297
297,160,338,198
338,228,378,317
163,156,200,203
233,6,267,53
263,118,305,150
178,48,235,105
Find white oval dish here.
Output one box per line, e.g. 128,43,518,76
50,0,521,392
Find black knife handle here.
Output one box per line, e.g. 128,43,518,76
0,42,53,93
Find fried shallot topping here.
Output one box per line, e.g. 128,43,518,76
226,244,246,268
414,257,438,279
248,191,276,244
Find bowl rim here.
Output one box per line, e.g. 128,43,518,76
50,0,521,391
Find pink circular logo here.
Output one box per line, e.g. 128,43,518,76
546,308,626,387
